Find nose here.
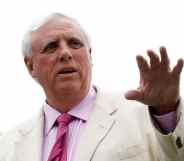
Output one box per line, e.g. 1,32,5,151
58,42,72,62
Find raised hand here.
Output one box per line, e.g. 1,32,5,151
125,46,183,114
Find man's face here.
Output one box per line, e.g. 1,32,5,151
26,18,92,101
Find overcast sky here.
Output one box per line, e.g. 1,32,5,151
0,0,184,131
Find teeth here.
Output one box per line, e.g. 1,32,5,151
59,68,76,74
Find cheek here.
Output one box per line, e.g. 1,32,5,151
78,55,92,80
75,53,91,69
33,56,57,77
39,55,57,66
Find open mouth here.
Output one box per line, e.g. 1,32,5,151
57,67,78,75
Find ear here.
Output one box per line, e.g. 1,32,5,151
89,47,93,66
89,47,92,54
24,56,37,78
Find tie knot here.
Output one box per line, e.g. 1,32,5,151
56,113,73,127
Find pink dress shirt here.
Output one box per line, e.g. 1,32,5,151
153,111,177,134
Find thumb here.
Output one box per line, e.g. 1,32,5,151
124,90,143,101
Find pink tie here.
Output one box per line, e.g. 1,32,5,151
47,113,73,161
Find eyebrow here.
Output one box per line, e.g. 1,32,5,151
40,37,59,49
68,36,83,41
42,37,59,46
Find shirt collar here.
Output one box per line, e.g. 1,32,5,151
43,86,97,136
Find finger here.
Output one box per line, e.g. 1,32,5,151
160,46,170,70
172,58,184,77
136,55,150,74
124,90,143,101
147,50,160,69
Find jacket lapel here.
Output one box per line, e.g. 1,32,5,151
13,110,44,161
74,89,118,161
11,88,119,161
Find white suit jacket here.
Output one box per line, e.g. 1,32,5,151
0,88,184,161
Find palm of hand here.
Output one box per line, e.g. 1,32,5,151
125,47,183,108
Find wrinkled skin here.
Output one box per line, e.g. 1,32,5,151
24,18,92,112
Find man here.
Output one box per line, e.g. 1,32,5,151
0,13,183,161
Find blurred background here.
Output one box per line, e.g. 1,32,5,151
0,0,183,132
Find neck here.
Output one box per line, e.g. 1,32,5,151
46,89,89,113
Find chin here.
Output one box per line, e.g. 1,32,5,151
56,82,82,94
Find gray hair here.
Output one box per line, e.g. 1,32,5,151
21,13,91,57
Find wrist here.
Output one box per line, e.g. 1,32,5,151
149,99,179,115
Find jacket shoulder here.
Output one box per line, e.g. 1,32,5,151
0,113,41,158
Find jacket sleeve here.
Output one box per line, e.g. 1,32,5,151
153,99,184,161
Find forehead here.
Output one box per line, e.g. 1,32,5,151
31,18,86,48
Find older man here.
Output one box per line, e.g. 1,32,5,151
0,13,183,161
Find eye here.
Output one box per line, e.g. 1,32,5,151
41,41,59,54
68,38,84,49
